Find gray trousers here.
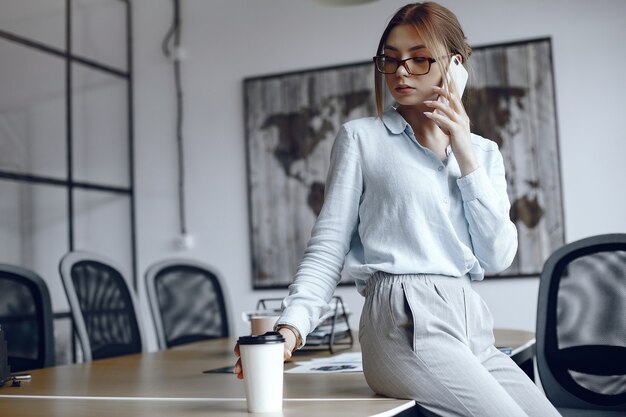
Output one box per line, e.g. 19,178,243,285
359,272,561,417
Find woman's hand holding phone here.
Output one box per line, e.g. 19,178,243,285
423,57,478,176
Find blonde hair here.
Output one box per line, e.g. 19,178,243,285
374,2,472,117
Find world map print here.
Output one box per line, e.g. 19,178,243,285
245,38,563,288
261,90,372,217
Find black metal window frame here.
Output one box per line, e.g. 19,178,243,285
0,0,137,289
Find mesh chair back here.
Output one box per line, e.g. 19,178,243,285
145,259,230,349
60,252,144,361
537,234,626,412
0,264,54,372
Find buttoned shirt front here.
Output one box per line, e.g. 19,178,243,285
277,107,518,346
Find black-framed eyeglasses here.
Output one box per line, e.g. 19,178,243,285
373,55,438,75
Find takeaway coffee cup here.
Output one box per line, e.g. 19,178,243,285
238,332,285,413
250,315,280,336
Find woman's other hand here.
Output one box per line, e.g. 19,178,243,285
233,327,298,380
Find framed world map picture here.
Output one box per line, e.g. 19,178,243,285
244,37,563,288
465,38,564,277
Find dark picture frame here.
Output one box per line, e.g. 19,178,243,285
466,38,564,277
244,37,563,288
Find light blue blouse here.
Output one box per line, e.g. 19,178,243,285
277,107,518,346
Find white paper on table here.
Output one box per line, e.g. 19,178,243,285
302,352,362,364
286,352,362,373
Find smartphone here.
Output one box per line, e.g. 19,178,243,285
437,56,468,106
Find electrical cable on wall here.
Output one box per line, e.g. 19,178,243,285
162,0,193,248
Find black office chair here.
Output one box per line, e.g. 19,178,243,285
0,264,55,372
59,251,145,361
536,233,626,416
145,259,230,349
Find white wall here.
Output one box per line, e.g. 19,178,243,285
133,0,625,349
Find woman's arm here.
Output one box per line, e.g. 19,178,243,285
423,82,517,272
275,124,363,347
456,147,518,272
234,125,362,379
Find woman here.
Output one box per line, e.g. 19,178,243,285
235,3,561,416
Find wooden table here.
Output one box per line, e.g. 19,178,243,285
0,337,414,417
0,329,535,416
494,328,536,380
